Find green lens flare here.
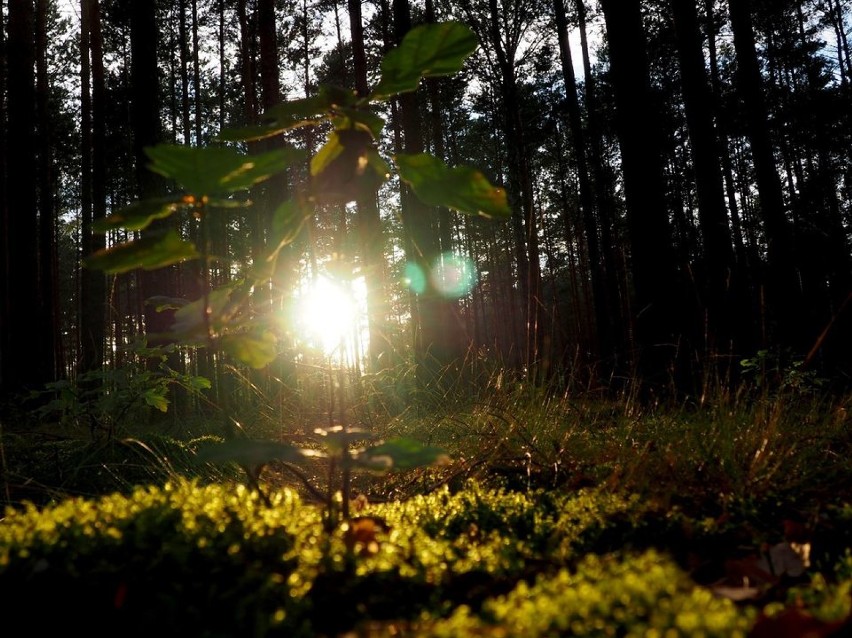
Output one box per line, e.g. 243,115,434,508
432,253,477,298
403,262,427,294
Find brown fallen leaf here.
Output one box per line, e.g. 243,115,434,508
749,607,850,638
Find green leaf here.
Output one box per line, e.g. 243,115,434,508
187,375,212,391
145,144,303,196
356,438,450,472
311,131,345,177
266,86,359,121
220,330,277,368
94,197,183,232
310,129,389,204
396,153,511,218
219,86,361,141
332,107,385,139
145,295,190,312
84,230,200,274
371,22,478,100
215,123,287,143
142,388,170,412
314,426,379,452
196,439,304,466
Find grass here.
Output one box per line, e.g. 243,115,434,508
1,361,850,636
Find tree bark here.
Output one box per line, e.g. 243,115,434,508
349,0,392,370
599,0,685,391
672,0,739,355
3,0,42,393
553,0,611,367
392,0,459,381
36,0,61,382
728,0,803,351
79,0,108,375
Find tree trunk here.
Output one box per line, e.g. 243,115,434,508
349,0,392,370
3,0,42,393
728,0,803,351
576,0,626,375
487,0,545,377
672,0,739,357
553,0,611,368
132,0,173,356
79,0,107,375
599,0,685,391
392,0,459,381
36,0,61,382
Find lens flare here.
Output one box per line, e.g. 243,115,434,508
403,253,477,299
431,253,477,298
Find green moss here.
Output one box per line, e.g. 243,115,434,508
1,480,847,636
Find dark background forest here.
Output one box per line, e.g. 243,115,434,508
1,0,851,411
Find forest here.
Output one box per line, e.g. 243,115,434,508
0,0,850,401
0,0,851,636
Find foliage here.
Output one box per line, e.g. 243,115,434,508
86,20,508,370
2,479,850,636
80,20,511,526
26,343,212,440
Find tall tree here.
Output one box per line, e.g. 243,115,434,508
552,0,612,368
728,0,803,351
599,0,686,390
3,0,42,393
348,0,393,369
131,0,171,350
392,0,460,379
671,0,740,357
36,0,61,382
79,0,107,375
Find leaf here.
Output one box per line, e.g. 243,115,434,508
142,388,170,413
215,123,288,143
145,296,190,312
356,437,450,472
314,426,379,452
396,153,510,218
84,230,199,274
310,129,389,204
332,107,385,139
94,197,183,232
220,85,360,140
187,375,212,391
196,439,304,466
371,22,478,100
220,331,278,368
145,144,303,196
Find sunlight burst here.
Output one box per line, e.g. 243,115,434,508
291,275,367,363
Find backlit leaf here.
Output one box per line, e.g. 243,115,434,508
145,144,302,196
396,153,511,218
356,437,450,472
84,230,199,274
196,439,304,466
220,331,277,368
371,22,478,100
142,389,170,412
94,197,183,232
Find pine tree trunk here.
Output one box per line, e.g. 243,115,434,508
3,0,42,393
36,0,61,382
349,0,392,370
79,0,107,375
728,0,803,351
672,0,739,357
392,0,459,381
599,0,685,391
553,0,611,369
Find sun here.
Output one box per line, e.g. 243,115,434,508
291,275,367,361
